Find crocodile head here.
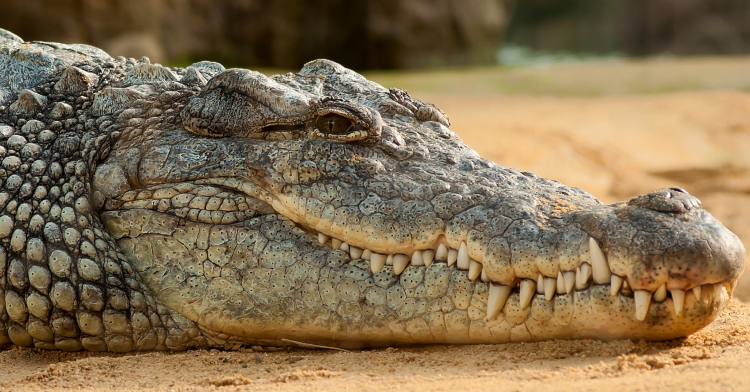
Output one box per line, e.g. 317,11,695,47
90,59,744,347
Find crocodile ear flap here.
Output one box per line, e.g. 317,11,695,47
181,69,311,138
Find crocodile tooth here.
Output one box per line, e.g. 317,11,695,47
520,279,536,309
671,289,685,315
590,238,611,284
480,269,489,282
386,254,394,266
581,263,592,281
339,242,349,252
318,233,329,244
544,277,556,301
447,249,458,266
714,283,725,298
457,242,470,269
411,250,424,266
556,271,566,294
468,260,482,280
577,263,592,290
654,283,667,302
693,286,701,300
634,290,651,321
332,238,342,249
362,249,372,260
486,283,512,320
393,254,409,275
611,275,624,296
370,253,386,273
537,274,545,294
350,246,363,259
622,279,631,292
563,271,575,293
714,283,732,301
436,244,448,260
423,250,435,267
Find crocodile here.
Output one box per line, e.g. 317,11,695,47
0,29,745,352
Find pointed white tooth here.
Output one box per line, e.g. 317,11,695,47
611,275,624,296
693,286,701,300
556,272,566,295
318,233,330,244
654,283,667,302
480,269,489,282
520,279,536,309
589,238,611,284
634,290,652,321
581,263,592,281
447,249,458,266
714,283,725,298
423,250,435,268
393,254,409,275
576,263,591,290
486,283,512,320
386,254,394,266
339,242,350,252
536,274,545,294
468,260,482,280
370,253,386,274
544,277,556,301
457,242,470,269
563,271,575,294
362,249,372,260
436,244,448,260
411,250,424,266
671,289,685,315
622,280,631,291
332,238,343,249
350,246,363,259
728,280,738,294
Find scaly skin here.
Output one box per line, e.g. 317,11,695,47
0,29,744,351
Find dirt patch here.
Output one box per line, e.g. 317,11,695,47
1,300,748,391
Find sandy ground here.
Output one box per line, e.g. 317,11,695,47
2,57,750,391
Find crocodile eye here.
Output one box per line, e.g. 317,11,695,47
316,114,354,135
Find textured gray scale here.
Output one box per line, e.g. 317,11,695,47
0,28,745,352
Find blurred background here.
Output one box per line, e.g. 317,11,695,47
1,0,750,299
0,0,749,69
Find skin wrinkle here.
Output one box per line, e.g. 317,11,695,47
0,30,745,351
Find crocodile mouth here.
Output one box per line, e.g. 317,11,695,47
100,179,736,340
309,224,734,325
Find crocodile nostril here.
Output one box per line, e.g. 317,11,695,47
669,187,689,194
628,187,700,213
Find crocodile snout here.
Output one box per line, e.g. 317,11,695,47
573,187,745,320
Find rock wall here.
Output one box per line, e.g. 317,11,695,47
0,0,510,69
